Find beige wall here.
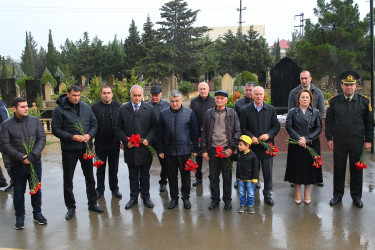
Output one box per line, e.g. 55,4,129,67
207,25,265,40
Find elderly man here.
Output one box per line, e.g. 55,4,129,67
240,86,280,206
1,97,46,230
288,70,325,187
147,85,170,192
190,82,215,187
158,90,199,209
325,71,373,208
91,86,122,199
52,85,103,220
201,90,241,210
234,81,256,118
117,85,157,209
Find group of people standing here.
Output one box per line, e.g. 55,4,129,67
0,69,373,230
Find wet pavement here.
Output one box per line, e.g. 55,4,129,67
1,141,375,249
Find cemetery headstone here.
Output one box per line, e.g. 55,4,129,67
221,73,233,94
44,82,53,101
25,79,42,107
0,78,17,107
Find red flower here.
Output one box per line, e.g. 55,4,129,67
128,134,142,147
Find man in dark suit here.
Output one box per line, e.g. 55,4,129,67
240,86,280,206
117,85,157,209
325,71,374,208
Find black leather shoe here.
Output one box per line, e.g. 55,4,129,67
144,199,154,208
234,181,238,189
96,190,104,199
329,197,342,206
290,182,295,187
4,184,13,192
317,182,324,187
255,182,261,189
0,181,7,188
168,199,178,209
88,204,104,213
112,190,122,198
208,201,219,210
353,199,363,208
224,202,232,210
159,183,167,192
125,199,138,209
192,179,202,187
65,208,75,220
264,197,274,206
183,199,191,209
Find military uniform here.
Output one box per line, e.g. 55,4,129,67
325,72,374,206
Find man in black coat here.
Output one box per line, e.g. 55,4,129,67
158,90,199,209
190,82,216,187
1,97,46,229
52,85,103,220
240,86,280,206
117,85,157,209
147,85,170,192
234,81,255,118
325,71,374,208
91,86,122,199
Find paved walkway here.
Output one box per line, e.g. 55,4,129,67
0,142,375,249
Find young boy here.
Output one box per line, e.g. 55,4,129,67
236,135,259,214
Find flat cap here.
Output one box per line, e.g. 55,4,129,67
150,85,162,94
214,90,228,97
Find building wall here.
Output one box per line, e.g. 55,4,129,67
207,25,265,40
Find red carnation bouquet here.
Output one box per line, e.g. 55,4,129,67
22,138,41,195
73,120,105,168
185,155,199,172
258,141,279,156
355,149,367,170
215,145,234,173
288,137,322,168
127,134,156,157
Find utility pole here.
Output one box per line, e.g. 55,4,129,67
294,13,307,36
237,0,246,37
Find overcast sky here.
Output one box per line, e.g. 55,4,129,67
0,0,371,61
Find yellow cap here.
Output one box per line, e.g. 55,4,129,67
239,135,252,145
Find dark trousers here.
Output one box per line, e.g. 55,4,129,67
0,152,12,185
257,157,273,198
62,149,97,208
158,155,168,185
165,154,191,200
11,160,42,217
127,164,151,200
194,154,203,180
333,140,363,200
208,148,232,202
95,141,120,192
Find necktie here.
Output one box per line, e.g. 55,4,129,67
135,105,139,113
347,98,350,103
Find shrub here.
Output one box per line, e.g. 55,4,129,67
234,71,259,87
178,81,193,95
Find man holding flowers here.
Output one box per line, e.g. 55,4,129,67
240,86,280,206
1,97,46,229
117,85,157,209
201,90,241,210
52,85,103,220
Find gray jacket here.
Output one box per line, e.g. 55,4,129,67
288,83,325,118
0,115,46,163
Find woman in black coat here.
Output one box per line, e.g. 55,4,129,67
285,89,322,204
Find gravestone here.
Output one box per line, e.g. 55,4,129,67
115,72,123,81
80,76,86,86
270,57,301,114
44,82,53,101
161,78,169,97
59,83,66,93
221,73,233,94
15,85,20,97
0,78,17,106
168,75,178,91
108,75,115,85
25,79,42,107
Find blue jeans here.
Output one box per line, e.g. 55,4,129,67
11,160,42,217
238,180,255,206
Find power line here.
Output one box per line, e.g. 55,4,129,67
294,13,307,36
237,0,246,37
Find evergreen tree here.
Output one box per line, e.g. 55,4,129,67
36,47,47,78
157,0,209,79
124,19,142,72
286,31,300,62
46,29,60,75
28,32,40,76
275,39,281,64
14,64,26,81
1,57,8,78
21,31,35,77
54,65,65,82
104,35,125,77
